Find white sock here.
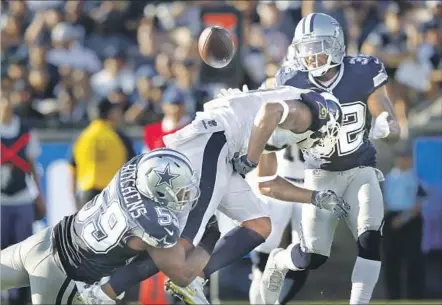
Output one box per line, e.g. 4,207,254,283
350,256,381,304
274,244,304,271
249,267,264,304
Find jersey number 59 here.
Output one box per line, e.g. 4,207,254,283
77,188,128,254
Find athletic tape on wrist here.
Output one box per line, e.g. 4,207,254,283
255,174,278,183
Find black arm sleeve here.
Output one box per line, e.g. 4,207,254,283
108,253,159,295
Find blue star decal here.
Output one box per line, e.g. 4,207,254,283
154,164,180,188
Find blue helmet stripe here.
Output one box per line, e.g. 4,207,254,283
309,13,317,33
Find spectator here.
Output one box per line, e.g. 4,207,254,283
10,81,44,123
170,59,198,115
155,52,174,83
125,65,164,124
64,0,96,43
24,8,64,45
416,21,442,99
7,58,28,82
257,2,294,63
68,98,135,209
47,22,101,73
0,94,45,305
127,14,159,69
27,44,59,85
55,87,88,124
108,87,131,112
143,87,191,152
27,68,55,101
382,146,426,300
362,2,410,77
90,47,135,98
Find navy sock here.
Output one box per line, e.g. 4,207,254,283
279,270,309,304
203,226,265,277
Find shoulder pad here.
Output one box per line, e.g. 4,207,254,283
134,203,180,249
346,55,388,94
275,63,300,86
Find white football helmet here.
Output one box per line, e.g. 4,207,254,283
289,13,346,77
136,148,200,213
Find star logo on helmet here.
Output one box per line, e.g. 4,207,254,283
154,164,180,188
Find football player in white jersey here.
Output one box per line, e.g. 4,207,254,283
83,85,350,305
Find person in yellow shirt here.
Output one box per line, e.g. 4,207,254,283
69,98,135,209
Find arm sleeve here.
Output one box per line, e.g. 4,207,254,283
108,253,159,295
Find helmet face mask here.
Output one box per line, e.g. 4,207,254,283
302,92,343,160
292,13,346,77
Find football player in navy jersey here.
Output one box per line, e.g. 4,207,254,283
251,13,400,305
0,149,221,304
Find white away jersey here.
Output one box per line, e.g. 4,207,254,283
195,86,309,158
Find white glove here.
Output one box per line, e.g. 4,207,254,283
77,282,116,305
217,85,249,98
371,112,390,139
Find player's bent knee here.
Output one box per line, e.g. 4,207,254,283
291,244,327,270
242,217,272,239
357,230,381,261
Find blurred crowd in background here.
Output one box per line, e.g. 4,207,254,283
1,0,441,130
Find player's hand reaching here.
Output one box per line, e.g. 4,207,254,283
371,112,390,139
311,190,350,220
217,84,249,98
232,154,258,176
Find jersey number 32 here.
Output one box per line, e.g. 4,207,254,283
334,101,367,156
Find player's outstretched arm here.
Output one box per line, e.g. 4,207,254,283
368,85,401,143
256,152,312,203
247,100,312,164
256,152,350,220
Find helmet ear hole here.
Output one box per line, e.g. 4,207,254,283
156,191,165,198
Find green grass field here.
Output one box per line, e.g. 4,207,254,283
126,300,442,305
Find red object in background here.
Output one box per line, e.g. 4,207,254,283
139,272,169,305
143,121,183,150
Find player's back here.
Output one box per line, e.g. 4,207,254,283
198,86,307,157
53,154,180,283
276,55,388,171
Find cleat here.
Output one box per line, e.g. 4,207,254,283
260,248,288,304
165,276,209,305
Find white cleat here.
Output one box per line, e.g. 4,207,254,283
260,248,288,304
165,276,209,305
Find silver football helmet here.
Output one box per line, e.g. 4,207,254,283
136,148,200,213
289,13,346,77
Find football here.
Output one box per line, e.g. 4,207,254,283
198,26,235,69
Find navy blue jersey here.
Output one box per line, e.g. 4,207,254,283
53,154,180,283
276,55,388,171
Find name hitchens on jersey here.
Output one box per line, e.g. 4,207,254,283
119,164,147,219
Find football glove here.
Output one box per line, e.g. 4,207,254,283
217,84,249,98
77,282,116,305
311,190,351,220
232,154,258,176
371,112,390,139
